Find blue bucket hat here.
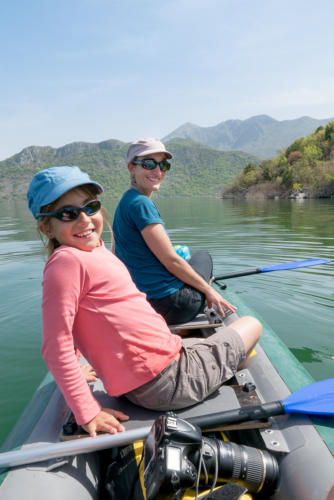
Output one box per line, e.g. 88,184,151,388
27,166,104,219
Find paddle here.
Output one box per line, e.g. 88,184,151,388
0,378,333,470
213,258,331,284
190,377,334,429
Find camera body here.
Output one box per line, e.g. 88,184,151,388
143,414,202,499
143,413,279,500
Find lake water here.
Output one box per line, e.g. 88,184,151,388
0,196,333,446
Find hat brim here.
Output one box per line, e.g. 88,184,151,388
36,180,103,217
130,148,173,163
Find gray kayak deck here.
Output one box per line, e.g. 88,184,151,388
1,341,334,500
1,306,334,500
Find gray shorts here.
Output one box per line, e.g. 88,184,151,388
125,326,246,411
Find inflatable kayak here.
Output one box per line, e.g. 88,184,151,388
0,286,333,500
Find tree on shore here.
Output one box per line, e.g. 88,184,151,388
221,121,334,198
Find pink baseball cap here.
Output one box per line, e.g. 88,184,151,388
127,138,173,164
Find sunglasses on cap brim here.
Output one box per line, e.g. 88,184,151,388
132,158,171,172
37,199,102,222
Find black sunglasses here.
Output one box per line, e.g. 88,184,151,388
132,158,171,172
37,200,102,222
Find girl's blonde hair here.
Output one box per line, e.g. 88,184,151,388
38,185,113,257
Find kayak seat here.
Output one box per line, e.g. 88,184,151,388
169,312,225,333
169,310,239,337
61,368,266,440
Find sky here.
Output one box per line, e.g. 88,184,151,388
1,0,334,160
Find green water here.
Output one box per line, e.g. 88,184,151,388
0,196,333,446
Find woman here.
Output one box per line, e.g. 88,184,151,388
112,138,236,325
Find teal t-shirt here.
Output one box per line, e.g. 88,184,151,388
112,189,183,299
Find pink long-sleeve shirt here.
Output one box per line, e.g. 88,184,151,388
41,242,182,425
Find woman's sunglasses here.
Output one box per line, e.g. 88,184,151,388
132,158,171,172
37,200,102,222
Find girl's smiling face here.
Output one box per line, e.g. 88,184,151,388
128,152,167,197
39,187,103,251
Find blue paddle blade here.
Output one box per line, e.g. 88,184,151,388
260,258,331,273
282,378,334,415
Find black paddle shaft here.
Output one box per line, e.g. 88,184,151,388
214,268,261,281
189,401,285,429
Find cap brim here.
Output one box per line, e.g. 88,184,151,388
131,148,173,163
35,180,103,218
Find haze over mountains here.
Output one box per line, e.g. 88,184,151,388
1,114,333,198
163,115,334,158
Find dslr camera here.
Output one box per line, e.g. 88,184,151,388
143,413,279,499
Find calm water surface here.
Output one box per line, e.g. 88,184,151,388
0,196,333,445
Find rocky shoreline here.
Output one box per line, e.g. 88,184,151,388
221,183,334,200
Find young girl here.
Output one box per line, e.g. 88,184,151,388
27,165,262,438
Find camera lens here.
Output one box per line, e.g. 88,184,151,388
201,438,279,495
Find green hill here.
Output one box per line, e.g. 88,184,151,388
0,138,260,199
221,122,334,199
163,115,334,159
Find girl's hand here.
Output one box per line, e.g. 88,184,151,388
205,286,237,317
82,408,130,437
81,363,98,382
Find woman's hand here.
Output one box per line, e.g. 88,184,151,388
204,286,237,317
81,363,98,382
82,408,130,437
141,223,237,317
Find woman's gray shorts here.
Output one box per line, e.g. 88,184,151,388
125,326,246,411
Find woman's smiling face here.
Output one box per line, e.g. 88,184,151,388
39,187,103,251
128,152,167,197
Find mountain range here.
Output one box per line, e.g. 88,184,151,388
0,138,259,199
163,115,334,158
1,114,333,199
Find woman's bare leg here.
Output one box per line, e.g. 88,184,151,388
229,316,262,367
